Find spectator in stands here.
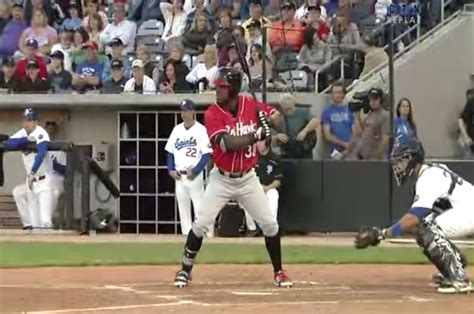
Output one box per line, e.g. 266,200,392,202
127,0,163,27
158,59,191,93
359,35,388,78
458,90,474,158
295,0,327,21
136,44,159,84
185,43,218,90
48,50,72,93
226,44,242,70
101,59,126,94
72,41,104,92
249,43,272,86
327,9,360,77
19,8,58,56
101,37,131,82
268,1,305,53
124,59,156,94
182,12,213,56
86,12,105,53
15,38,48,80
168,42,190,77
245,20,272,62
82,0,108,29
241,0,271,39
184,0,216,32
394,98,417,139
264,0,281,22
305,5,330,41
13,59,49,93
70,27,89,70
298,27,331,90
24,0,54,27
51,27,74,72
349,88,390,160
321,81,356,159
100,3,137,55
160,0,186,43
0,2,26,57
0,0,9,33
215,7,233,67
275,93,320,159
0,56,18,92
232,25,247,55
61,3,81,31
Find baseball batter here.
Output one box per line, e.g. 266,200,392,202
174,67,292,288
165,99,213,237
355,137,474,294
5,109,59,229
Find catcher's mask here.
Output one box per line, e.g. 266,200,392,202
214,67,242,96
89,208,118,232
390,137,425,186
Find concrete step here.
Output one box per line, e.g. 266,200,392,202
0,217,22,227
0,211,20,218
0,203,17,211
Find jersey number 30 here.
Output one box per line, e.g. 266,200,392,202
186,148,197,158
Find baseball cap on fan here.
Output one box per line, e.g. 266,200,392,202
368,88,384,99
23,108,38,121
180,99,196,111
280,1,296,10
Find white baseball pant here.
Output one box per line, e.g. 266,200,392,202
175,173,214,237
434,201,474,238
245,188,279,231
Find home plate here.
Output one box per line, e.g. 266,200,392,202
231,291,276,296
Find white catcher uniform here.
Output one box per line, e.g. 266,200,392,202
11,126,62,228
413,163,474,238
165,121,213,236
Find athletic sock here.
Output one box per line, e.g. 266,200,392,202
181,230,203,273
265,233,282,273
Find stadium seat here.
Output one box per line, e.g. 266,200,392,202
279,70,308,91
137,19,164,37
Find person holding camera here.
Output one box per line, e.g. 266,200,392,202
348,88,390,160
458,89,474,158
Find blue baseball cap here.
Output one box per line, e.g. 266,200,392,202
180,99,195,111
23,108,38,121
25,38,39,49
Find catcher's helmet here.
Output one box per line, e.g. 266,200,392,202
391,136,425,186
214,67,242,95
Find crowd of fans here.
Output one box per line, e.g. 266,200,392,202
0,0,451,95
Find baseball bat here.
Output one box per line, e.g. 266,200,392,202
88,157,120,199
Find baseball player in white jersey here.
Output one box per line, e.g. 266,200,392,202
355,137,474,294
165,99,213,237
5,109,61,229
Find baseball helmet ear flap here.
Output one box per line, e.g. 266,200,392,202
214,67,242,95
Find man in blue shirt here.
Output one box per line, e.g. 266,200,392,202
72,41,105,93
321,81,356,159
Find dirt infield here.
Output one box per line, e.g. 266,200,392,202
1,265,473,314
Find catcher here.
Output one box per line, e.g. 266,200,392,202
354,137,474,294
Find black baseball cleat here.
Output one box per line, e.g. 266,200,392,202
431,273,450,287
22,226,33,230
174,270,191,288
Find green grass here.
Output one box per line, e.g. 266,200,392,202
1,242,474,268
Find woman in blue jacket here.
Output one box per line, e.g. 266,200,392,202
395,98,417,139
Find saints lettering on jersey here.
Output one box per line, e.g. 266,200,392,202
175,137,198,150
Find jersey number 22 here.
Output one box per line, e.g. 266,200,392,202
186,148,197,158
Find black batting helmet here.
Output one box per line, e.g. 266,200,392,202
214,67,242,96
391,136,425,186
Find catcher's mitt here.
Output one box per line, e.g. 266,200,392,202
354,226,385,249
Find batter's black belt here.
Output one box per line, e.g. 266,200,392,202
218,168,251,179
33,175,46,182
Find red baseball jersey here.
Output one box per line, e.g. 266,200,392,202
205,94,274,173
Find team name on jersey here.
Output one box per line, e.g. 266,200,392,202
175,137,198,150
226,121,256,136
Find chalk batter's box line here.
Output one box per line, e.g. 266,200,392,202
389,239,474,246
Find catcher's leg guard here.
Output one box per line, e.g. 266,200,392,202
416,221,467,282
